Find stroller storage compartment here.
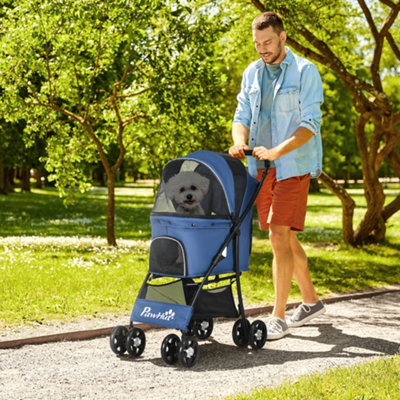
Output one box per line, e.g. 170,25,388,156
137,276,238,319
188,282,239,319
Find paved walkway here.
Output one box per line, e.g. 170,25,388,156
1,291,399,400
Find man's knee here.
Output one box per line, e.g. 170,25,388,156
269,224,291,251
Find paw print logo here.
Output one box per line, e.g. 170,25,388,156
167,309,175,319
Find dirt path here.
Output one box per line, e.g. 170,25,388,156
1,291,399,400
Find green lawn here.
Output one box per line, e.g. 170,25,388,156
0,183,399,327
226,354,400,400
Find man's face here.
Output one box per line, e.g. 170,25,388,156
253,26,286,65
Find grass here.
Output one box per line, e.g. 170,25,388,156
0,183,399,327
225,354,400,400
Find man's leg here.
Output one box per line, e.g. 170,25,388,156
269,224,294,320
290,232,319,304
287,231,326,327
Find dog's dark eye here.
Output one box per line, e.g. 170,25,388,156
190,185,197,191
179,187,185,193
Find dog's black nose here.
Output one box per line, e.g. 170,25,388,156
186,194,193,200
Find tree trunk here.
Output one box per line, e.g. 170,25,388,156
20,167,31,192
0,154,6,195
34,167,43,189
106,171,117,247
352,114,387,243
318,171,356,244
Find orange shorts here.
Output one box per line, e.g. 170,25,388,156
255,168,310,231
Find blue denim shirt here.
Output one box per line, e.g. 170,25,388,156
233,47,323,180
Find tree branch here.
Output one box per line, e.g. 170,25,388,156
371,2,400,91
73,63,83,115
250,0,265,12
285,34,379,112
378,0,397,8
122,114,149,128
358,0,384,91
358,0,379,40
385,31,400,61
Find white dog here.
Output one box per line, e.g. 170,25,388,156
165,171,210,215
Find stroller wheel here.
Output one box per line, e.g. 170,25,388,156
232,318,250,347
126,327,146,357
178,336,199,368
110,325,128,355
161,334,181,365
249,320,267,350
194,318,214,340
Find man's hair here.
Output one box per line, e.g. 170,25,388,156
252,12,284,34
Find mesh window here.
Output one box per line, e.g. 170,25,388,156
138,279,187,305
152,159,230,218
221,154,248,216
149,237,186,276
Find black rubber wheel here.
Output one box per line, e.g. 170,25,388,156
161,334,181,365
193,318,214,340
110,325,128,355
187,319,195,337
125,327,146,357
249,320,267,350
232,318,250,347
178,336,199,368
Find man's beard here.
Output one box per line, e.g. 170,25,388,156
263,44,284,65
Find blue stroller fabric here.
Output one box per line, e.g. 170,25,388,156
131,150,259,329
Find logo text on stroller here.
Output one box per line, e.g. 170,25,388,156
140,307,176,321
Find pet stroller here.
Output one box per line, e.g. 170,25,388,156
110,150,269,368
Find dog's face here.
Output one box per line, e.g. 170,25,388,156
165,171,209,212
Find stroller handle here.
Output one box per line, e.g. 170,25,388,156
243,149,270,170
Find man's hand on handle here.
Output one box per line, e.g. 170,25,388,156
228,144,250,159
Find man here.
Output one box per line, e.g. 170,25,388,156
229,12,326,340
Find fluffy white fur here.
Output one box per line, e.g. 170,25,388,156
165,171,210,215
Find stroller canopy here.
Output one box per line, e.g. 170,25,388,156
152,150,258,218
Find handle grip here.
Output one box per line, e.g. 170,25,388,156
242,149,270,170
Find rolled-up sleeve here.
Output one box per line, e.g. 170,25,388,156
233,71,251,129
299,64,323,135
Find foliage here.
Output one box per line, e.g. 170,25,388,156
245,0,400,244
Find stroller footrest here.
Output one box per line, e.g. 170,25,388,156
131,298,193,331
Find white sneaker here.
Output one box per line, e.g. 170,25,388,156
266,317,290,340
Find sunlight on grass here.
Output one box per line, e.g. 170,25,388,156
227,355,400,400
0,183,399,327
0,236,149,327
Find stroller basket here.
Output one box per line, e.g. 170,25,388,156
131,277,238,330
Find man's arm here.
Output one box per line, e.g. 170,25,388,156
229,123,250,159
253,126,314,161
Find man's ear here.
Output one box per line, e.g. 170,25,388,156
280,31,287,43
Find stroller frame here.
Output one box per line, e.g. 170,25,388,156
110,151,269,368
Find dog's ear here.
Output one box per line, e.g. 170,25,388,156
198,175,210,195
165,174,179,199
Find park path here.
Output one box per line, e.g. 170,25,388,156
0,290,399,400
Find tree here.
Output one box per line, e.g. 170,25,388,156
248,0,400,244
0,0,229,245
